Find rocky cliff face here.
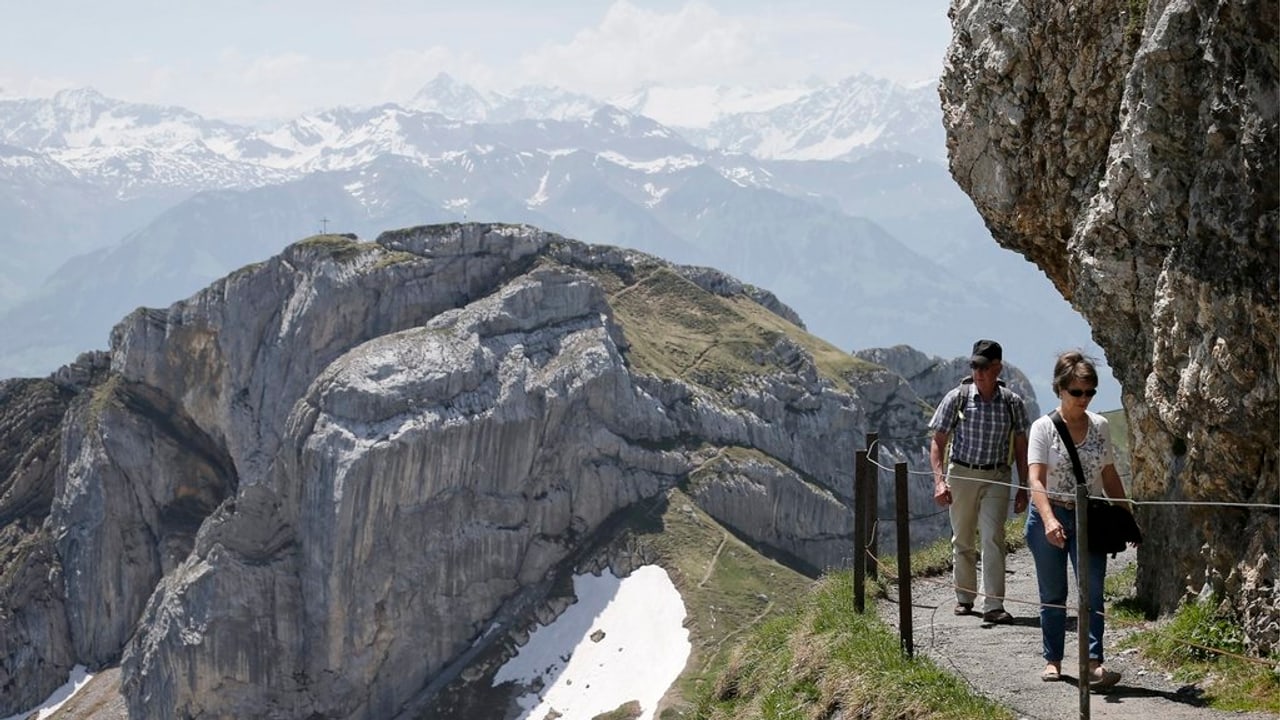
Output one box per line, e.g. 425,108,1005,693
941,0,1277,650
0,224,941,719
853,344,1042,418
0,376,77,711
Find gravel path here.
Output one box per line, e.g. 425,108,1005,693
878,544,1277,720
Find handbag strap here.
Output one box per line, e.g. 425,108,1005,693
1048,409,1087,488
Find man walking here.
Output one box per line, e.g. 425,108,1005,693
930,339,1030,623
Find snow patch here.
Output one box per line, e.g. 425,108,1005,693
493,565,690,720
527,171,551,207
596,151,699,174
1,665,94,720
642,182,669,207
752,122,885,161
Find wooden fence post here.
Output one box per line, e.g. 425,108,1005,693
895,461,913,657
1076,481,1093,718
853,448,868,613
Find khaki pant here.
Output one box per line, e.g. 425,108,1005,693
947,462,1012,613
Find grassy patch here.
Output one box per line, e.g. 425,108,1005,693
296,233,368,261
1101,561,1149,623
294,234,421,271
1116,596,1280,712
600,266,875,396
369,249,420,271
85,373,123,433
685,515,1028,719
618,490,813,717
1126,0,1148,46
691,572,1014,720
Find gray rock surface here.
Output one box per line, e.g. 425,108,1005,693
0,375,85,715
53,377,236,668
0,223,945,719
854,344,1042,418
941,0,1277,650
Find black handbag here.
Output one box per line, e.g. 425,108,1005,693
1048,410,1142,554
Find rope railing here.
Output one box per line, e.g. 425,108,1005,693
862,441,1280,510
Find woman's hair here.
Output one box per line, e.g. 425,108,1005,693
1052,350,1099,393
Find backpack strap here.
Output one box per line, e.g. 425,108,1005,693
948,379,1020,468
1048,409,1086,486
1002,385,1018,467
943,381,971,468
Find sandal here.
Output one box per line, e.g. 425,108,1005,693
1088,667,1122,689
1040,664,1061,682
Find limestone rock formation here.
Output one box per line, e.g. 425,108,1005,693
0,351,112,712
0,224,941,719
941,0,1277,650
0,378,77,711
854,344,1042,417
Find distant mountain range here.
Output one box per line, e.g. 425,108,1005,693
0,72,1105,405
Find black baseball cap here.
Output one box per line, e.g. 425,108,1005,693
971,339,1002,367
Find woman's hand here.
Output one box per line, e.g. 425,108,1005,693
1044,520,1067,548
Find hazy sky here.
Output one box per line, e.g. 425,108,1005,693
0,0,952,120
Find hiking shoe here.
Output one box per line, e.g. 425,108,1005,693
981,608,1014,624
954,602,973,616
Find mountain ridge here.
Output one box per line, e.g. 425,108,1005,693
0,72,943,179
0,222,948,718
0,71,1110,408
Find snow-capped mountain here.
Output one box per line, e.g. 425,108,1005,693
405,73,496,120
405,73,602,123
55,142,294,196
0,87,244,150
487,84,601,123
683,75,944,162
0,89,291,197
612,83,815,129
236,102,699,176
0,142,77,185
0,72,1098,393
0,73,941,195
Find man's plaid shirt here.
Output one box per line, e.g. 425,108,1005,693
928,384,1030,466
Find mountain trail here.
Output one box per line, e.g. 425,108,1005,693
878,544,1276,720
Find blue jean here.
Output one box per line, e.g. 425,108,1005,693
1026,504,1108,662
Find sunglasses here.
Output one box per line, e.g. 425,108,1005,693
1064,388,1097,397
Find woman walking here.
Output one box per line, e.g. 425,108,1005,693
1026,351,1134,687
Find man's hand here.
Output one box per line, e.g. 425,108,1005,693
1013,487,1029,514
933,480,952,507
